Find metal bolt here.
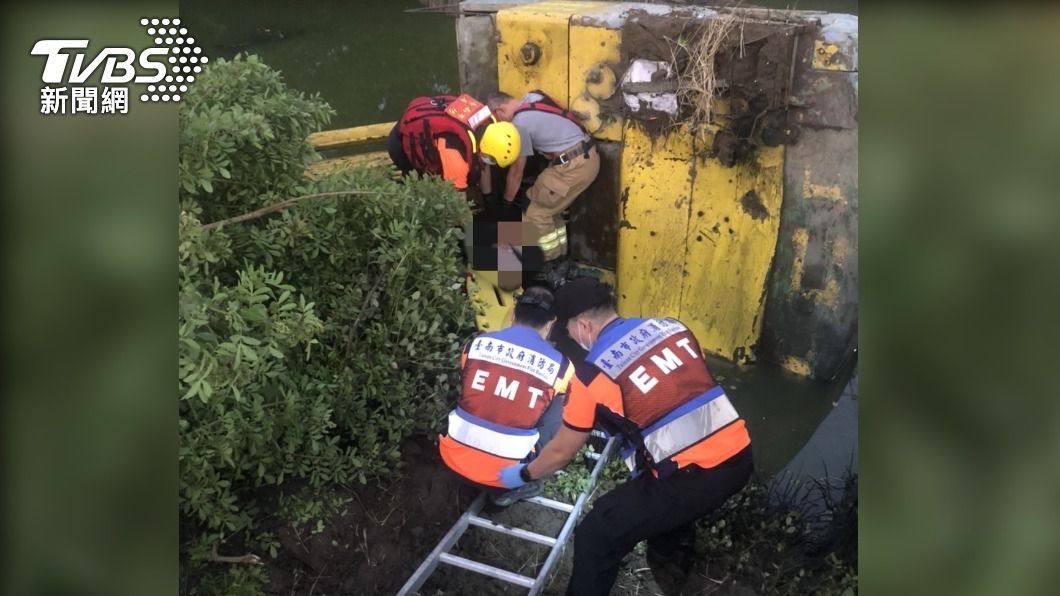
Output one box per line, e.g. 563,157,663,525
520,42,541,65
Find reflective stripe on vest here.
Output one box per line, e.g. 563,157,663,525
539,229,563,251
447,406,539,460
640,385,738,464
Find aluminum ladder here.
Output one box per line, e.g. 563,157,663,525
397,433,617,595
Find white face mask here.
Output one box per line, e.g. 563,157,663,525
575,323,592,352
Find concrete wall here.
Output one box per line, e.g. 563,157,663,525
456,13,499,99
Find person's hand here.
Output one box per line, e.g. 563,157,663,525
498,464,527,489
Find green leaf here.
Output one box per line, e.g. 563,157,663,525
240,305,267,322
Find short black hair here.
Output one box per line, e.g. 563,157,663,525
555,277,616,321
513,286,555,329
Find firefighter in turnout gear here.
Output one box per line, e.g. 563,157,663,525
487,90,600,287
439,286,574,506
497,278,754,595
388,93,520,192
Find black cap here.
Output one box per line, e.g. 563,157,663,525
515,287,554,315
554,277,614,321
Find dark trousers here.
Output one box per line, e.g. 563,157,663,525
566,446,754,596
387,124,414,176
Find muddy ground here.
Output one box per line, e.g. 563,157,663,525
247,432,760,595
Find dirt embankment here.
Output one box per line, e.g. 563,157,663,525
260,435,477,595
619,9,805,162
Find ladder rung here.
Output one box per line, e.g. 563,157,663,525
438,552,536,587
524,496,574,513
468,515,557,546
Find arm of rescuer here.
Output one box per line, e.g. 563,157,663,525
436,138,470,191
502,155,527,202
524,424,588,479
479,163,492,195
523,366,620,481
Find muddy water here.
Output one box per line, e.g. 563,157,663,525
708,354,855,477
180,0,856,127
182,0,857,477
180,0,460,128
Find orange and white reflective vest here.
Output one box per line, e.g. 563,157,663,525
439,325,574,487
576,317,751,478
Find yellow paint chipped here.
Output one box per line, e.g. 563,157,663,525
832,236,849,267
498,7,573,101
570,24,622,140
782,356,812,377
788,228,841,312
790,228,809,291
618,121,784,361
617,121,694,321
683,142,784,360
818,278,841,310
803,169,843,201
813,40,846,71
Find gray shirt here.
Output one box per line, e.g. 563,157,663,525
512,92,588,158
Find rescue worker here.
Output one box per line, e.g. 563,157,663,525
439,286,575,506
497,278,754,595
388,93,521,192
487,91,600,286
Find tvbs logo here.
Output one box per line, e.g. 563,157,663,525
31,18,207,115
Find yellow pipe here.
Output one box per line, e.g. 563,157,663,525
309,121,396,151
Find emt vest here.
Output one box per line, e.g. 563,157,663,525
512,89,588,134
397,94,493,178
447,325,571,461
586,317,750,478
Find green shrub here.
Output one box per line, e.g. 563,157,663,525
178,55,475,546
695,474,858,595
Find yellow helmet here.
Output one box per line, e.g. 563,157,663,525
479,121,521,168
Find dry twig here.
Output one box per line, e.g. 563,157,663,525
200,189,390,231
675,14,741,127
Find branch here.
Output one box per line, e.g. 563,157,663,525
200,190,390,231
210,543,264,566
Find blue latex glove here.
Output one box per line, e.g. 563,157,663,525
498,463,527,489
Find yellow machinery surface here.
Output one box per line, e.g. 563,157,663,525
310,2,858,377
496,2,787,363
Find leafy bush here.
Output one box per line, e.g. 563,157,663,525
178,55,476,547
695,473,858,594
